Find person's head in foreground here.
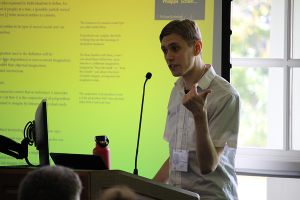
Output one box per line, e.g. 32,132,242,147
18,165,82,200
100,186,142,200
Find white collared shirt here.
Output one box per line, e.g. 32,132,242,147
164,66,241,200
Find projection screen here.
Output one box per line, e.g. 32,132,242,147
0,0,225,179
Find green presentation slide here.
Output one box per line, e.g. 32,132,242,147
0,0,214,179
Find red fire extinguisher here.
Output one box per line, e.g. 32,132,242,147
93,135,111,169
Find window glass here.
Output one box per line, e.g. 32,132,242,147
237,176,267,200
291,68,300,150
231,0,284,58
237,175,300,199
231,67,283,149
292,0,300,58
267,176,300,199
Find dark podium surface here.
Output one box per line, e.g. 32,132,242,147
0,166,200,200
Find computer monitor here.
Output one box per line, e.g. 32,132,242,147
34,99,50,166
0,99,50,167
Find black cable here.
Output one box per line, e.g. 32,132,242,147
23,121,39,167
23,121,34,146
25,157,37,167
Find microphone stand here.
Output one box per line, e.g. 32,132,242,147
134,73,151,175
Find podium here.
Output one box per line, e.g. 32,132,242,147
0,167,200,200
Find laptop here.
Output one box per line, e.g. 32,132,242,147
50,153,108,170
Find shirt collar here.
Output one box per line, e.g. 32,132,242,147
174,65,216,92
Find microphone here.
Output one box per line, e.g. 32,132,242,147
146,72,152,80
134,72,152,175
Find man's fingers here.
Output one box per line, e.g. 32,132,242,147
200,89,212,99
191,83,198,95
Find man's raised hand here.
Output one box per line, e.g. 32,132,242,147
182,83,212,117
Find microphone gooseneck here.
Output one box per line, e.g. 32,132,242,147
134,72,152,175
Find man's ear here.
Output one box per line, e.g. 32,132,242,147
194,40,202,56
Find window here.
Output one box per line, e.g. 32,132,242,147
237,176,267,200
237,175,300,200
231,0,300,173
291,68,300,150
292,0,300,58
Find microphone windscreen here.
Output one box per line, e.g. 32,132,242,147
146,72,152,79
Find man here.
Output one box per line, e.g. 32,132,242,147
153,19,241,200
18,165,82,200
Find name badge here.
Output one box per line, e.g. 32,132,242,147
172,149,189,172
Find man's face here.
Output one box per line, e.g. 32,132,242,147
161,33,196,77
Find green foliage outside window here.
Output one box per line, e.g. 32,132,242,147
231,0,272,58
231,0,272,147
231,67,268,147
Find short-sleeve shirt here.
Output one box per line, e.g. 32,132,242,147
164,66,241,200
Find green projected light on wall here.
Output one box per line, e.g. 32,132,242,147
0,0,218,179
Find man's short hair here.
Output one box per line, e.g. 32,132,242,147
159,19,202,47
18,165,82,200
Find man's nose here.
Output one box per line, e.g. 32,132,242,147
165,51,174,60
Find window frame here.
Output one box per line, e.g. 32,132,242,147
232,0,300,177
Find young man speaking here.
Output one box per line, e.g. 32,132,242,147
153,19,241,200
